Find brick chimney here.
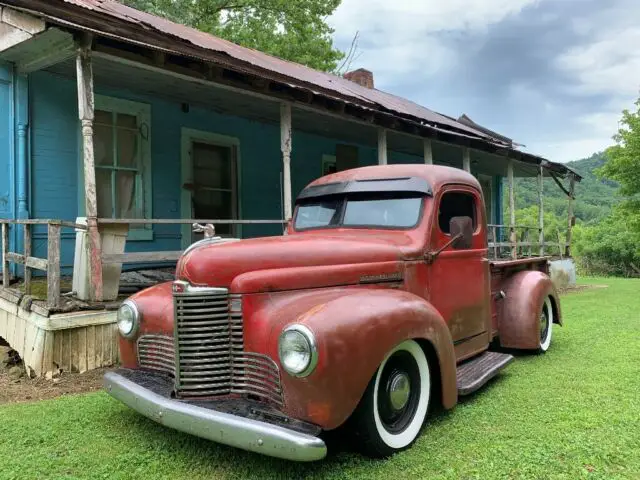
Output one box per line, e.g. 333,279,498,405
344,68,374,89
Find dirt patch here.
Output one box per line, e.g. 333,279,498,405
0,365,109,405
559,284,608,295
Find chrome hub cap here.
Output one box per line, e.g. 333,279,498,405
388,372,411,411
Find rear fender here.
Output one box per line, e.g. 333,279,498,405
498,270,562,350
246,288,457,430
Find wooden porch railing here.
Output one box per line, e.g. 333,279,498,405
488,224,568,260
1,219,87,308
96,219,287,265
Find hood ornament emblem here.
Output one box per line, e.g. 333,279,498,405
192,223,216,239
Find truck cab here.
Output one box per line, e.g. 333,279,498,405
105,165,562,461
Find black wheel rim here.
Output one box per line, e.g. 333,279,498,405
540,303,550,343
377,350,421,434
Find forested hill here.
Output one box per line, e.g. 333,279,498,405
512,152,619,224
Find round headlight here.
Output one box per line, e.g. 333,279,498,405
117,301,140,338
278,325,318,377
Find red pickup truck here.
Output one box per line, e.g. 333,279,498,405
105,165,562,461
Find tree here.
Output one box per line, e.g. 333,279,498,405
118,0,345,72
599,97,640,232
572,211,640,277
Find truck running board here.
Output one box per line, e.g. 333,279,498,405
456,351,514,396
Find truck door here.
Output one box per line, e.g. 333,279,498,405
426,186,491,362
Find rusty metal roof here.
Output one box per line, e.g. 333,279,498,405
1,0,580,179
61,1,494,138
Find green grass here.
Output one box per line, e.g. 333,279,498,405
1,278,639,479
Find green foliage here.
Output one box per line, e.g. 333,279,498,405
600,99,640,198
573,208,640,277
512,205,566,243
2,280,639,478
118,0,345,72
510,152,619,225
599,98,640,234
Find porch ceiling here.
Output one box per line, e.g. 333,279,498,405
45,55,544,178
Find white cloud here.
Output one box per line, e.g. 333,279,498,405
530,136,612,164
528,112,619,163
327,0,639,164
556,27,640,98
329,0,539,81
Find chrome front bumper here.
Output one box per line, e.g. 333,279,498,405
104,371,327,462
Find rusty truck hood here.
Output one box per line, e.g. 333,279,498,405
176,232,415,290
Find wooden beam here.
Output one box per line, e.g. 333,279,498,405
5,252,48,271
97,218,286,225
1,223,8,288
424,138,433,165
47,223,61,308
14,29,75,74
76,36,104,302
102,251,183,265
0,7,45,53
462,147,471,172
508,160,517,259
378,128,388,165
23,224,31,293
549,171,574,199
538,165,544,256
566,175,576,257
280,102,293,220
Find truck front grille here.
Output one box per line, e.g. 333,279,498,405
137,334,175,376
173,284,283,406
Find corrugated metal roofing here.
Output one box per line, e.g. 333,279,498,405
80,1,493,136
1,0,580,179
9,0,500,142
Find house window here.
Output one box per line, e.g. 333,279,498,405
93,96,152,240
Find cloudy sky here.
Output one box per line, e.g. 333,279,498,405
329,0,640,163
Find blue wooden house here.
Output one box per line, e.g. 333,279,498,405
0,0,578,271
0,1,580,376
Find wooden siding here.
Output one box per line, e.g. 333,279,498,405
0,297,118,375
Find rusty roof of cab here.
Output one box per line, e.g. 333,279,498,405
305,165,481,195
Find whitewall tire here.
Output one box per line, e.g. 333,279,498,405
350,339,431,457
539,296,553,353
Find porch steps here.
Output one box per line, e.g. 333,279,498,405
456,351,514,396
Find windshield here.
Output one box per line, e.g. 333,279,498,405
294,194,424,230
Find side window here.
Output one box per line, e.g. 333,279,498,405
438,191,477,234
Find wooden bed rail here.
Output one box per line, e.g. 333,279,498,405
488,224,568,260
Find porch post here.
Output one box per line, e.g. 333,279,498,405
565,174,575,257
423,138,433,165
280,102,293,220
76,36,103,301
538,165,544,256
462,147,471,173
507,159,516,259
378,128,387,165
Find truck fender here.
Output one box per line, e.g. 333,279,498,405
261,289,457,430
498,270,562,350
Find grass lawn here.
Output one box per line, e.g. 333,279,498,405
1,277,638,479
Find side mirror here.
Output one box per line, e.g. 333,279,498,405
450,216,473,249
